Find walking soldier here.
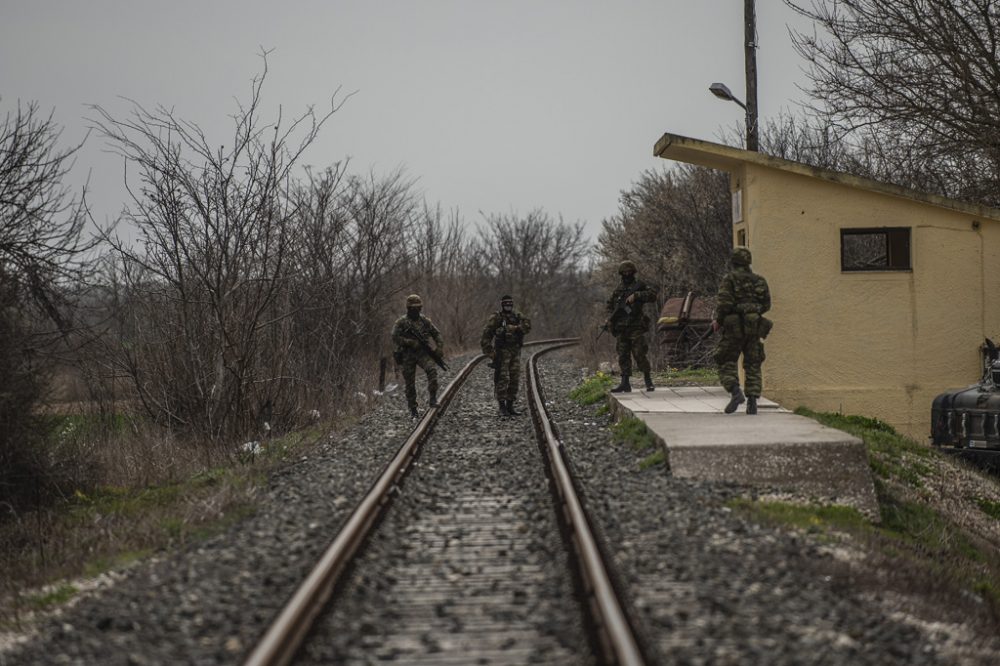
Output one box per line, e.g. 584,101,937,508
392,294,446,418
481,294,531,416
712,247,772,415
605,260,658,393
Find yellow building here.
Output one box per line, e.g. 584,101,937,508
655,132,1000,440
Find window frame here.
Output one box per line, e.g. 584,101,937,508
840,226,912,272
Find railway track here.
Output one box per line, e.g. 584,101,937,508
244,339,646,665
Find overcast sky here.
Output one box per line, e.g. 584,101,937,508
2,1,816,241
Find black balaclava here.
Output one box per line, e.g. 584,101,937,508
407,306,421,320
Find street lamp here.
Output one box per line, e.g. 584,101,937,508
709,81,757,151
709,82,746,110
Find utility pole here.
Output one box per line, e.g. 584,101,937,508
745,0,759,151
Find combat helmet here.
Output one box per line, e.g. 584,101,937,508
618,260,637,275
405,294,423,307
500,294,514,304
731,247,752,267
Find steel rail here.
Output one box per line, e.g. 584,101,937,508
244,338,579,666
527,342,646,666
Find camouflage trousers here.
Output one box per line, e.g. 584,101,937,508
714,334,765,397
399,353,438,409
615,329,651,376
492,347,522,401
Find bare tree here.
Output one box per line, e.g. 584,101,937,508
787,0,1000,204
475,210,591,337
0,100,94,510
406,205,484,349
92,56,345,442
598,165,730,300
286,165,418,398
0,100,94,332
338,169,419,338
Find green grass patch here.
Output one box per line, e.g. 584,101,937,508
733,493,1000,604
594,403,609,417
652,366,718,386
23,584,77,611
43,412,131,442
83,549,153,578
261,425,326,460
639,449,665,470
974,497,1000,521
610,416,658,452
795,407,933,487
878,493,987,562
729,498,870,535
570,371,614,405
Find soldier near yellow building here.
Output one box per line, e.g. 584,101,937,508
481,294,531,416
605,260,658,393
392,294,446,418
712,247,772,415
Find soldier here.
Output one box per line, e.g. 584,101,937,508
712,247,772,415
605,260,658,393
481,294,532,416
392,294,446,418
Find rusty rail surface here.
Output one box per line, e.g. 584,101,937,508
526,342,647,666
244,338,580,666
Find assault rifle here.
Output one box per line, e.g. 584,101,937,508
600,283,642,340
596,321,610,342
405,328,449,371
487,318,508,372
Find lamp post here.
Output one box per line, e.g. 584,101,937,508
708,0,759,151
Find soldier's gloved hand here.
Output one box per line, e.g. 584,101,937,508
508,325,520,333
626,294,637,304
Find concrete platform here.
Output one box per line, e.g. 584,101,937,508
610,386,879,516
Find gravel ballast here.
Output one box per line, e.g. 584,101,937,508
540,351,1000,665
5,348,1000,664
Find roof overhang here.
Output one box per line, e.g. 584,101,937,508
654,132,1000,222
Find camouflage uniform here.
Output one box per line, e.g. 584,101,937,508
713,247,771,414
481,296,531,416
606,261,658,392
392,295,445,416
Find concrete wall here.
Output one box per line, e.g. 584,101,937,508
732,164,1000,440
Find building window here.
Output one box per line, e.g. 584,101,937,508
736,229,746,246
841,227,911,271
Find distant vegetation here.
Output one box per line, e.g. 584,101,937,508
0,59,593,603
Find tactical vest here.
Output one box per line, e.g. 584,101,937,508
393,315,437,352
724,271,771,338
492,311,525,348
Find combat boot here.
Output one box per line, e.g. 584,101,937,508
610,375,632,393
746,396,758,415
498,400,510,417
643,372,655,392
506,400,520,416
724,386,745,414
429,391,438,408
409,405,419,419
